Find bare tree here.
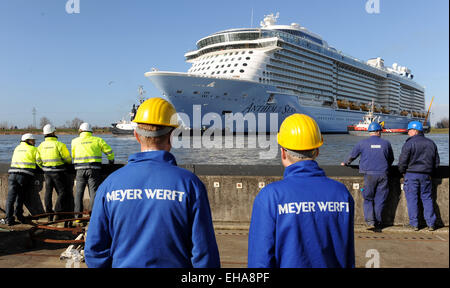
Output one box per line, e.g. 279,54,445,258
0,121,9,130
436,117,449,128
66,117,84,129
39,117,52,128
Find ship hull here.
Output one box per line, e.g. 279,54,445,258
110,123,134,135
146,72,428,133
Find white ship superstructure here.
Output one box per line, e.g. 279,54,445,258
145,14,428,132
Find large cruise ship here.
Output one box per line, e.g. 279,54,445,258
145,13,428,133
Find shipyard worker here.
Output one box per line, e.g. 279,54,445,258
248,114,355,268
37,124,73,221
341,122,394,231
398,121,440,231
71,122,114,218
1,134,42,226
85,97,220,268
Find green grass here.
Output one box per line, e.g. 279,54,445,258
429,128,449,134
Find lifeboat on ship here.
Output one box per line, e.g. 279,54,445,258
381,106,390,114
337,99,349,109
349,101,360,111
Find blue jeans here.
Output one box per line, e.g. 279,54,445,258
404,173,436,228
6,173,33,222
362,174,389,226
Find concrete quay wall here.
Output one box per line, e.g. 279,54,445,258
0,164,448,227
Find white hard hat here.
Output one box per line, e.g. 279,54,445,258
79,122,92,132
43,124,56,135
21,133,35,141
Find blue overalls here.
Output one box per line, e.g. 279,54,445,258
248,160,355,268
345,136,394,226
398,134,440,228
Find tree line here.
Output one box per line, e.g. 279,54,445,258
0,117,101,130
435,117,449,129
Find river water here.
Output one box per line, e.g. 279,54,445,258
0,133,448,166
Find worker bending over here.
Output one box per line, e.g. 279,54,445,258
342,122,394,230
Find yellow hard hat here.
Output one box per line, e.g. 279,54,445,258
132,97,179,128
277,114,323,151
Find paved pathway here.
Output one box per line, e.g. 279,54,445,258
0,224,448,268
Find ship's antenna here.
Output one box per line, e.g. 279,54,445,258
250,8,254,28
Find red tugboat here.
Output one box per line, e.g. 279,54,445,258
347,101,407,136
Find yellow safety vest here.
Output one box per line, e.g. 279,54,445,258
9,142,42,175
71,132,114,168
37,136,72,171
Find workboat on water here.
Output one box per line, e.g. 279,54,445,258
110,119,137,135
145,13,429,133
347,107,407,136
110,86,145,135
